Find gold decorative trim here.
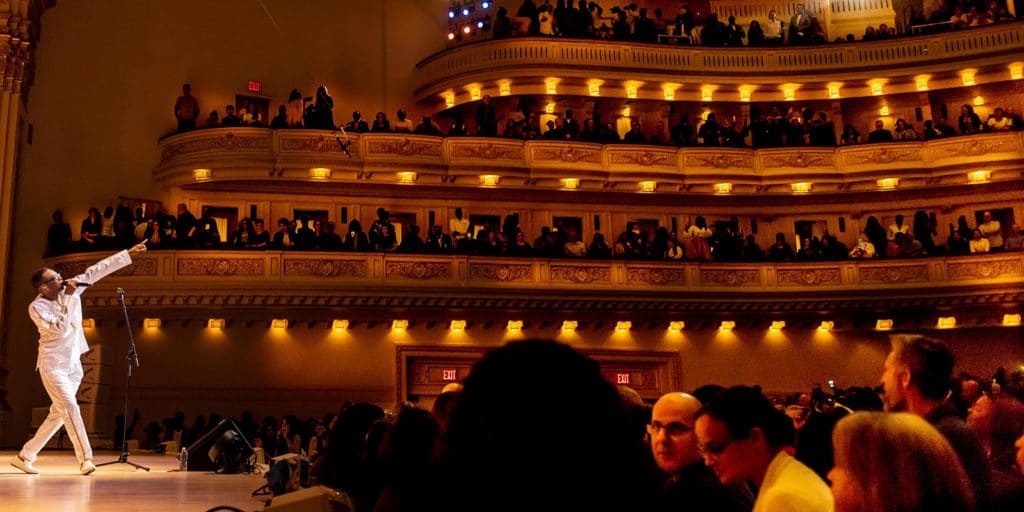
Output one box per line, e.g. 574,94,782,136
469,263,534,282
450,142,524,160
176,257,265,276
550,265,611,283
947,259,1024,280
367,138,442,157
532,146,601,163
626,267,686,285
762,153,835,168
160,132,270,162
777,268,842,286
283,259,368,278
938,138,1017,157
54,257,158,278
846,147,921,165
609,150,673,167
686,154,752,169
279,134,352,154
859,265,929,283
386,261,451,280
701,269,761,286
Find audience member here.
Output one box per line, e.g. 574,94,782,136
830,412,976,512
174,83,200,132
867,120,893,142
695,386,834,511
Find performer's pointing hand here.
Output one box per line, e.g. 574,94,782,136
128,241,147,254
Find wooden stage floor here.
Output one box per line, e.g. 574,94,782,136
0,450,270,511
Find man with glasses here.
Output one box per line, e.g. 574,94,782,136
648,392,752,511
694,386,833,512
11,242,146,476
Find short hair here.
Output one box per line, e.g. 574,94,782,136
31,267,51,288
696,386,793,449
833,412,975,512
891,335,954,400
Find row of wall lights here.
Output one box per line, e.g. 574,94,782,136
118,314,1023,331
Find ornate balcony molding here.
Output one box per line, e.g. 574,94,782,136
46,251,1024,317
155,128,1024,195
414,22,1024,103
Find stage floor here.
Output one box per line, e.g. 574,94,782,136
0,450,270,511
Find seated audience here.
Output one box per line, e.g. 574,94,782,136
867,120,893,142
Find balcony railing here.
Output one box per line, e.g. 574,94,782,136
414,21,1024,102
47,250,1024,314
156,128,1024,195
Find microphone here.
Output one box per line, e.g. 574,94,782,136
64,281,93,288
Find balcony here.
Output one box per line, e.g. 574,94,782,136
156,128,1024,196
47,250,1024,321
414,21,1024,104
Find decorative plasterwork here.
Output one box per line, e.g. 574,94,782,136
386,261,451,280
54,257,158,278
177,257,265,276
609,150,673,167
686,154,752,169
937,137,1018,157
626,267,686,286
550,265,611,284
532,146,601,164
859,265,929,283
762,153,835,168
160,132,270,162
283,259,368,278
279,134,353,155
367,138,442,157
450,142,523,160
777,268,842,286
469,263,534,282
701,269,761,286
844,147,921,165
947,258,1024,280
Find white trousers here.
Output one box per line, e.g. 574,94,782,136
20,361,93,464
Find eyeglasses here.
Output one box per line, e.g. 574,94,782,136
41,273,62,286
646,421,692,438
698,437,735,458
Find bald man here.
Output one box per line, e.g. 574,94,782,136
649,392,752,512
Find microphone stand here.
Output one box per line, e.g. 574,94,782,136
98,288,150,471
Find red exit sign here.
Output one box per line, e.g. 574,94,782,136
616,373,630,385
442,369,458,381
248,81,262,93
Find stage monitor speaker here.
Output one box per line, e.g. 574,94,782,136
183,417,253,472
265,486,354,512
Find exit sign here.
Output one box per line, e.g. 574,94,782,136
248,81,261,93
442,369,458,381
616,373,630,385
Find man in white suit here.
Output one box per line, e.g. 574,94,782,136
11,241,146,475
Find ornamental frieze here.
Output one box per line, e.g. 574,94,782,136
550,265,610,284
469,263,534,282
859,265,929,283
845,147,920,165
279,134,354,155
176,258,265,276
450,142,524,160
53,257,158,278
367,138,442,157
283,259,368,278
776,268,842,286
947,259,1024,280
386,261,451,280
609,150,673,167
701,269,760,286
937,137,1017,157
762,153,835,168
532,146,601,163
627,267,686,286
160,132,270,162
685,154,752,169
